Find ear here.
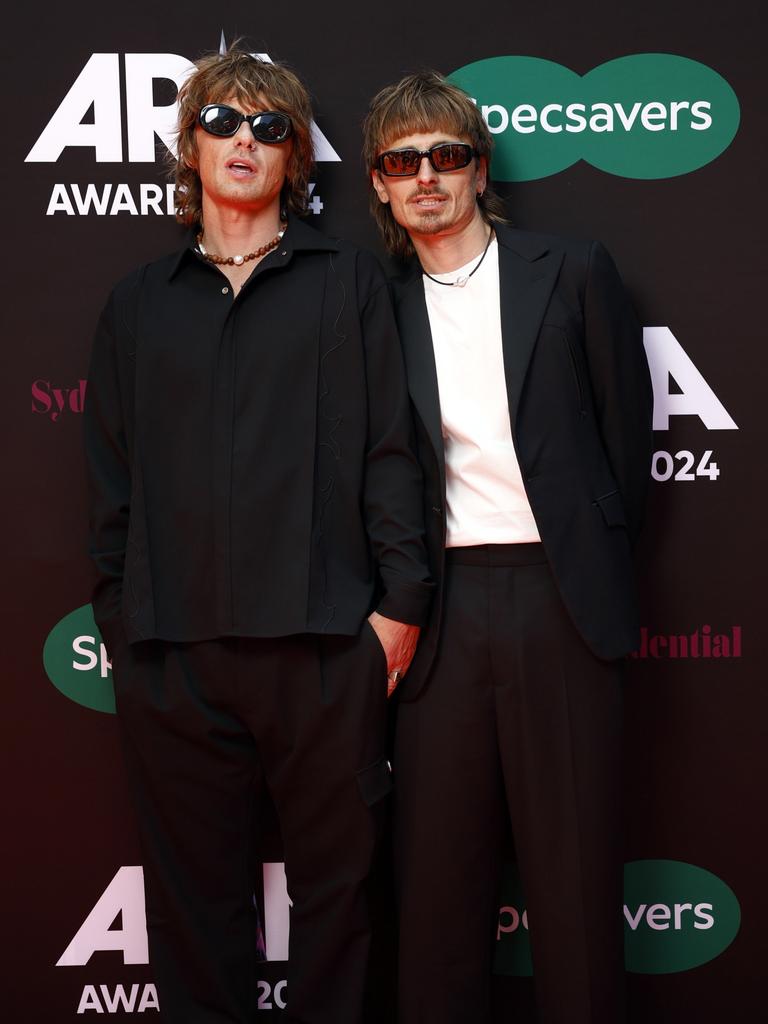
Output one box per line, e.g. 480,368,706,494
476,154,488,197
284,136,296,187
371,168,390,205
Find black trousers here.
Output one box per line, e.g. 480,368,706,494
112,627,391,1024
394,544,626,1024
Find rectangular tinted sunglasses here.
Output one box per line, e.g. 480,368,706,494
199,104,293,143
377,143,477,176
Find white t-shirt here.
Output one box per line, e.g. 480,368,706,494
423,238,541,547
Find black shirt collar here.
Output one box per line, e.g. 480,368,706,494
167,215,340,282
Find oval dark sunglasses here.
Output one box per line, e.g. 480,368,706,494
198,104,293,144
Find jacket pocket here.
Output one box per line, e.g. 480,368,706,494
564,335,586,414
362,619,388,672
356,757,393,807
593,490,626,528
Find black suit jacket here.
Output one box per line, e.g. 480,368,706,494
392,224,653,699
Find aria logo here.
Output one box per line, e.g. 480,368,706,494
57,863,289,1013
643,327,736,432
494,859,740,976
643,326,737,486
449,54,740,181
56,866,158,1015
25,34,338,217
26,34,340,165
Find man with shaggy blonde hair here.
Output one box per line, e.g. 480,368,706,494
364,70,652,1024
84,50,431,1024
173,50,315,224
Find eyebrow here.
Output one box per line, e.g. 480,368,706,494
383,140,464,151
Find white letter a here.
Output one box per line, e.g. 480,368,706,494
57,866,149,966
26,54,122,162
643,326,737,430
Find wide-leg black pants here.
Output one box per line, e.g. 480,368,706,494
395,544,625,1024
112,627,391,1024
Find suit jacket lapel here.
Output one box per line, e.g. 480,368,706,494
395,274,446,489
497,230,564,430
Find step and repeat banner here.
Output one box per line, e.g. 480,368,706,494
3,1,764,1020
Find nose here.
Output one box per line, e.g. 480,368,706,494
415,154,438,185
234,119,256,147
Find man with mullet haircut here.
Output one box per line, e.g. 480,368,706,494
84,49,431,1024
363,71,653,1024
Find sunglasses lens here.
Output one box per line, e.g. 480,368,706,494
200,105,242,136
431,144,473,171
251,112,292,143
380,150,421,175
378,144,474,175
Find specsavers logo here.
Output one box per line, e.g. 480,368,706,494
449,54,740,181
494,859,740,975
43,604,115,714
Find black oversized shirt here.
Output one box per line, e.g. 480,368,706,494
84,218,432,648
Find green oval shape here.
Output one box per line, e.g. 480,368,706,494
493,861,533,976
582,54,740,179
450,56,581,181
493,859,740,977
449,53,740,181
43,604,116,714
623,859,740,973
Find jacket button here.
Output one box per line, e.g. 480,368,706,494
431,506,442,516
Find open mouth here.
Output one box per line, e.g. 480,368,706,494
410,190,447,208
226,159,257,176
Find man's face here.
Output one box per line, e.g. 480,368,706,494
194,93,293,217
371,130,487,241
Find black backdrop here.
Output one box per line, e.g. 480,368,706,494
3,1,765,1020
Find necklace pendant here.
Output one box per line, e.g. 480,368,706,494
454,275,468,288
233,254,245,266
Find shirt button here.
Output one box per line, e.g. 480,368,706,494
221,286,229,295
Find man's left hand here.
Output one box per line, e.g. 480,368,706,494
367,611,420,697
